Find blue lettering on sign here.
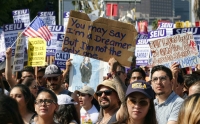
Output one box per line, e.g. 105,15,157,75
48,25,64,32
3,23,25,32
159,23,174,28
38,11,55,16
14,19,22,23
137,39,149,45
173,27,200,35
109,30,126,41
148,29,166,39
63,12,70,18
47,40,51,46
55,53,70,60
12,9,29,16
46,49,55,53
57,34,65,41
179,56,198,67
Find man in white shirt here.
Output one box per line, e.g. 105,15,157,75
75,86,99,124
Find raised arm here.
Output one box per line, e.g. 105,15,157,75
5,47,17,88
61,59,72,83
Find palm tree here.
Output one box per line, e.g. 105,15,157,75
151,19,158,30
194,0,200,20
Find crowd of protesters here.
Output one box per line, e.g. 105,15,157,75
0,46,200,124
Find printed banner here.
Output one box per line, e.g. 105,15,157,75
148,29,167,39
47,25,64,56
135,34,150,66
38,11,56,26
149,32,199,68
158,22,174,36
62,10,137,67
0,32,6,62
55,33,70,69
63,12,70,32
12,9,30,27
13,32,25,72
28,38,46,66
3,23,25,55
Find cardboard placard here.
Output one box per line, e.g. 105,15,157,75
28,38,46,66
149,32,199,68
62,10,137,67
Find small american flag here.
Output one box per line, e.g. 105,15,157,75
23,17,52,41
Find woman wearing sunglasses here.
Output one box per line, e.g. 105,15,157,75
33,89,59,124
10,84,36,124
117,80,157,124
22,77,38,98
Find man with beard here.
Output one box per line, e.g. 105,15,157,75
151,65,183,124
43,64,80,118
94,79,127,124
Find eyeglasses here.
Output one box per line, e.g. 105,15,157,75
152,76,168,83
35,99,56,106
47,77,58,81
31,85,38,89
131,76,143,80
117,71,125,76
128,98,149,107
95,90,113,97
37,76,43,80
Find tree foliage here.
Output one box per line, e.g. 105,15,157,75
194,0,200,21
0,0,58,26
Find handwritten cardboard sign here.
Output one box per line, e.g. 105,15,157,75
62,10,137,67
28,38,46,66
149,32,199,68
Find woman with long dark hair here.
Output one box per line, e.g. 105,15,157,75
0,94,24,124
21,77,38,98
10,84,35,124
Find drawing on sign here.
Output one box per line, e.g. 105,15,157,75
62,10,137,67
80,57,92,84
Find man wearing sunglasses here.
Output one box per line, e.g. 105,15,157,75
43,64,80,118
94,79,126,124
151,65,183,124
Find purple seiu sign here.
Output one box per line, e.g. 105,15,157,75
148,29,167,39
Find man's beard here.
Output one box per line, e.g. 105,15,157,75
156,91,165,95
99,98,110,109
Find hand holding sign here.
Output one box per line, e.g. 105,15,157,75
6,47,12,59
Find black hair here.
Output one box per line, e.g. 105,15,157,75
0,95,24,124
37,89,58,103
37,68,46,73
11,84,35,113
21,77,35,87
131,67,146,79
177,73,184,85
56,104,80,124
151,65,173,80
184,74,200,89
21,66,35,75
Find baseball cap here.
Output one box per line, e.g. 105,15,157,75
57,94,77,105
126,80,154,99
94,80,117,100
43,64,62,77
75,86,94,96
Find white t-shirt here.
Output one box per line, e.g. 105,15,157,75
80,105,99,124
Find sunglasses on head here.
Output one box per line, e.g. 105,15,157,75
128,98,149,107
95,90,113,96
47,77,58,81
116,71,125,76
31,85,38,89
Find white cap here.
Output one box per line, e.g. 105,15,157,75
57,94,77,105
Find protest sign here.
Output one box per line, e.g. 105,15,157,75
173,27,200,53
62,10,137,67
63,12,70,31
13,32,25,72
55,33,70,69
0,32,6,62
3,23,25,55
12,9,30,27
28,38,46,66
47,25,64,56
135,34,150,66
38,11,56,26
158,22,174,36
175,22,184,28
149,32,199,68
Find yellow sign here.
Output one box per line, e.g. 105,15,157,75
28,38,46,67
175,22,184,28
185,21,191,28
